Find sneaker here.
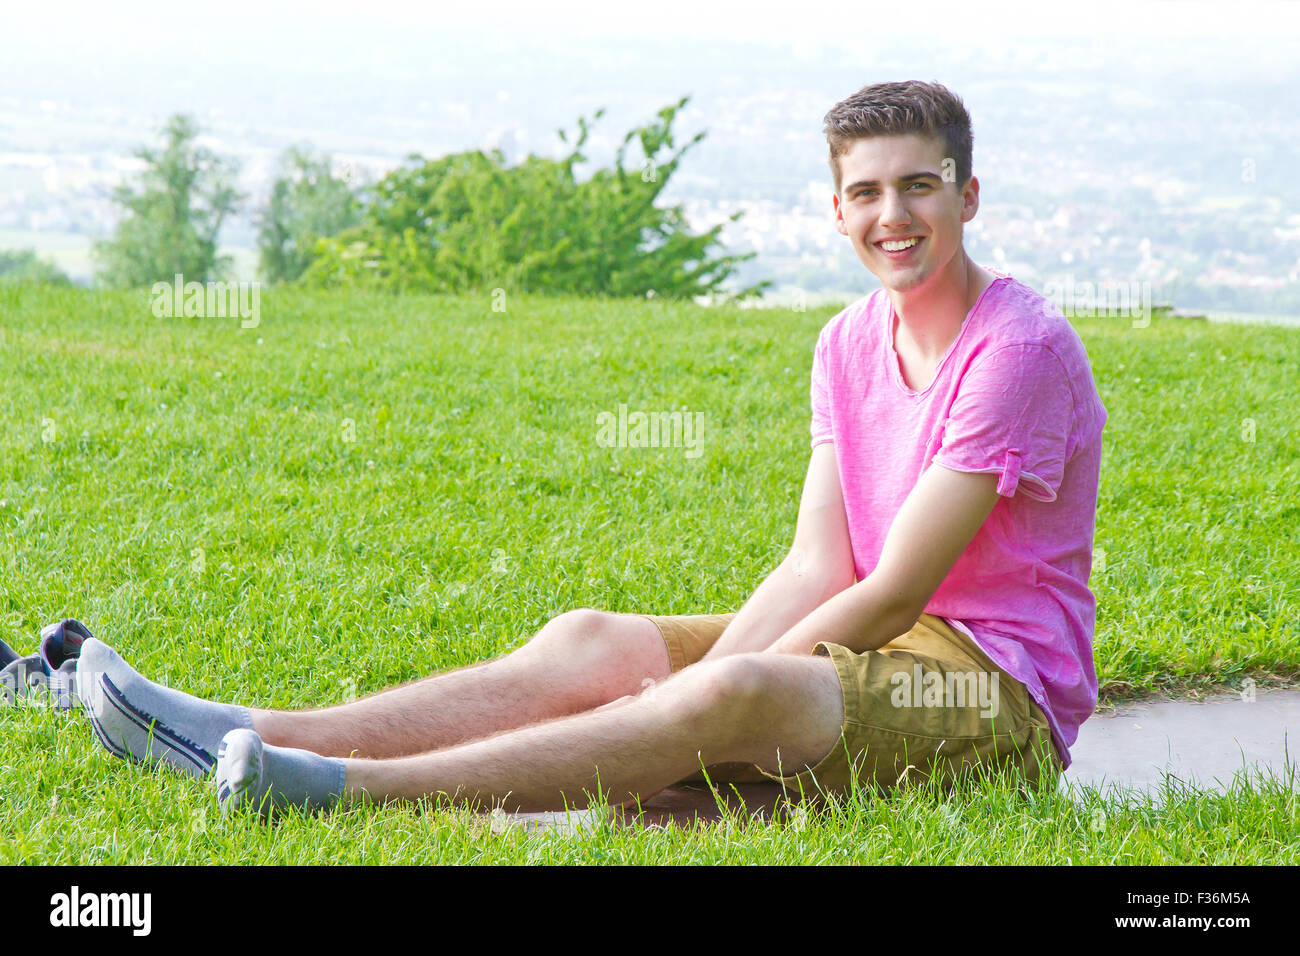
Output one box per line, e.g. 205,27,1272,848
0,619,93,710
0,637,42,706
38,619,93,710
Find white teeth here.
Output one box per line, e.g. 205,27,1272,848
880,237,920,252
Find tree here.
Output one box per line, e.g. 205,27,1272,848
94,114,242,288
300,97,772,301
257,146,363,284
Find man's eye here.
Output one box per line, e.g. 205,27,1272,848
909,182,929,190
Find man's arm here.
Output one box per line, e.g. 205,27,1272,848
699,442,855,661
764,462,1001,656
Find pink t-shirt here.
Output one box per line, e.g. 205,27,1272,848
810,273,1108,769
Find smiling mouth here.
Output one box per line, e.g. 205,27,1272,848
876,236,922,252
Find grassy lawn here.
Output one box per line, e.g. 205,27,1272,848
0,284,1296,864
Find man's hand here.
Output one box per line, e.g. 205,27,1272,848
764,463,1001,657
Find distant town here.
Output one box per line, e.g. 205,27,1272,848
3,26,1297,322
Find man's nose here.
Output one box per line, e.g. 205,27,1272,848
878,188,912,229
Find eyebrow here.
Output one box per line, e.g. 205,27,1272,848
844,172,943,195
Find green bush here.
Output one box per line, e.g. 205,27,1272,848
300,97,771,302
0,248,71,286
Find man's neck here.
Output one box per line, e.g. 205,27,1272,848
888,253,998,363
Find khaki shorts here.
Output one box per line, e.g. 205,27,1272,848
641,610,1062,799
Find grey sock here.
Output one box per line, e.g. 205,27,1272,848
216,728,346,817
76,638,253,779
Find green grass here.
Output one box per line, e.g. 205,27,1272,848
0,284,1297,863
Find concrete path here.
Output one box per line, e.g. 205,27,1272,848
500,688,1300,832
1059,688,1299,806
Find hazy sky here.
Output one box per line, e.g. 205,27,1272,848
7,0,1300,71
8,0,1297,161
9,0,1299,43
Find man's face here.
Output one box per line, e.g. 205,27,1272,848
832,132,979,295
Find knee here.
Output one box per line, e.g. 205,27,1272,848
660,655,774,735
520,608,668,689
526,608,620,659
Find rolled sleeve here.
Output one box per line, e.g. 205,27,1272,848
931,344,1073,503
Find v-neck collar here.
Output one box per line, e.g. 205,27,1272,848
884,274,1009,397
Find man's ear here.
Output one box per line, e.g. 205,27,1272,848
960,175,980,223
832,192,848,235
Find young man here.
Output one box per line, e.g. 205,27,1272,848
75,80,1107,817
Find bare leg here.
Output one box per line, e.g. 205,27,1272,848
340,653,846,813
251,610,671,759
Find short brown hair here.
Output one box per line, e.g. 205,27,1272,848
823,80,973,195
